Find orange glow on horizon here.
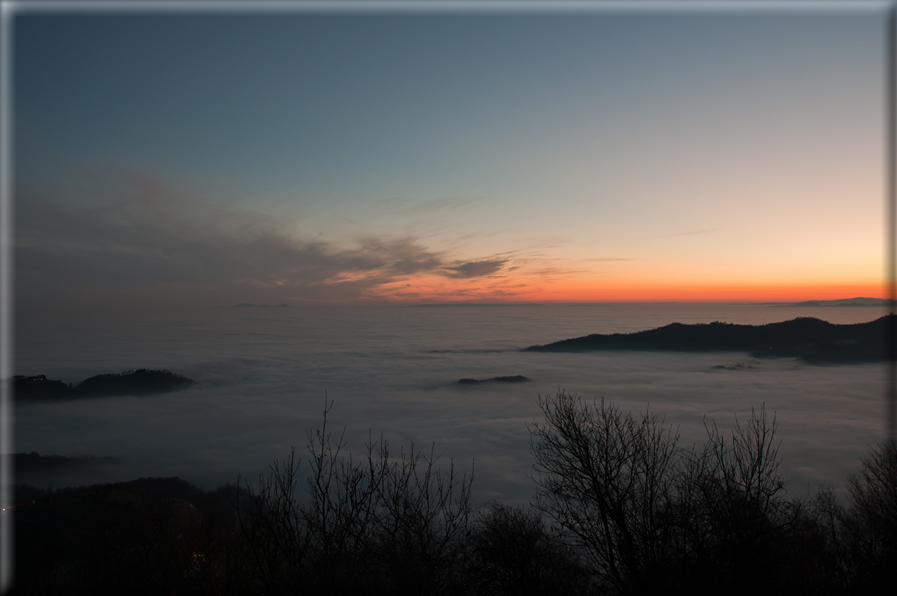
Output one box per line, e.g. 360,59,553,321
524,283,886,303
515,277,885,302
368,276,885,304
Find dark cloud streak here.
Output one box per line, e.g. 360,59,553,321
443,259,507,279
15,176,506,311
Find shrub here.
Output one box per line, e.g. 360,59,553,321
469,501,592,596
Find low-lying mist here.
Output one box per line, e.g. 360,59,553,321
13,304,887,504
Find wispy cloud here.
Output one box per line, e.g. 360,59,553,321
443,259,507,278
385,196,482,217
15,170,509,310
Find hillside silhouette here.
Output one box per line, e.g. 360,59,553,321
525,314,895,364
14,369,196,400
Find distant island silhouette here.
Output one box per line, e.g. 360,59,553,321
773,297,888,307
14,369,196,400
711,363,754,371
458,375,530,384
524,315,895,364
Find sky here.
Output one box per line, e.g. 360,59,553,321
11,3,891,313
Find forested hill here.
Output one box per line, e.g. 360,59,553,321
524,315,896,364
14,369,196,400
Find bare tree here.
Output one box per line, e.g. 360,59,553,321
847,441,897,548
528,393,807,596
367,441,474,594
235,447,308,592
678,404,791,593
841,440,897,593
300,409,383,592
235,400,474,595
699,405,786,532
528,391,679,594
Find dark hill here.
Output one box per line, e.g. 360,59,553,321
458,375,530,385
15,369,196,400
524,315,896,364
13,374,70,398
13,476,224,593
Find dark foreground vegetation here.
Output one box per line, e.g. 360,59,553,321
13,369,196,401
525,315,896,364
9,394,897,595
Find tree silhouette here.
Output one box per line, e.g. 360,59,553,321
529,391,680,593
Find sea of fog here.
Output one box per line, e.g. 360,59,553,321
12,302,891,504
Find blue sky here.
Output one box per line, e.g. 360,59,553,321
11,4,889,311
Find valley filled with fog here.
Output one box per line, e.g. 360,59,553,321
14,303,887,503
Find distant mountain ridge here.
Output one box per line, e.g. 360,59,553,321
524,315,896,364
776,297,889,307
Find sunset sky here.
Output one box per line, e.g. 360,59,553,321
12,3,890,311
